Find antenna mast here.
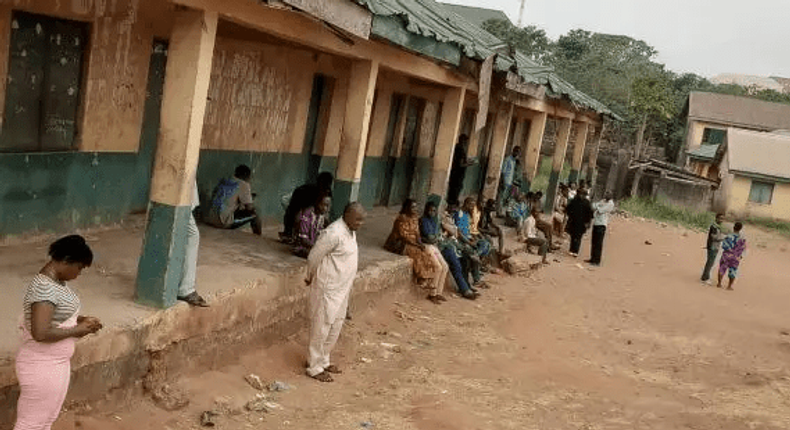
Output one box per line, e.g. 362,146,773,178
517,0,526,27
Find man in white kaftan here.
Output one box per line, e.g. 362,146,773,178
305,203,366,382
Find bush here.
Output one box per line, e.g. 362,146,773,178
620,197,790,237
619,197,713,231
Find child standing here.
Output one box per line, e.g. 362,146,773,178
717,222,747,291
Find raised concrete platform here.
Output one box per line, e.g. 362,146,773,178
0,208,412,428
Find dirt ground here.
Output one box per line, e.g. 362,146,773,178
64,216,790,430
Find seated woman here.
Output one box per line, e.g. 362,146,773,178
420,202,476,301
292,194,331,258
14,235,103,430
385,199,442,299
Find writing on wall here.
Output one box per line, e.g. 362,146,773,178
203,38,306,153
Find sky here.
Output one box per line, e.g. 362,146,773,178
442,0,790,79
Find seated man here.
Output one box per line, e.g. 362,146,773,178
455,197,492,260
444,202,483,293
281,172,334,243
524,206,549,264
506,192,530,237
292,194,331,258
479,199,505,256
205,165,262,235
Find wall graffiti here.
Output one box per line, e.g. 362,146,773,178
203,39,301,153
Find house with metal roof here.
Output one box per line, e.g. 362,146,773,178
681,92,790,168
711,129,790,221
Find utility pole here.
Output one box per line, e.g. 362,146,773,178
517,0,526,27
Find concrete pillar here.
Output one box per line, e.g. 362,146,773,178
522,111,548,192
428,86,466,206
543,117,572,214
586,124,603,190
135,9,218,308
567,121,589,184
482,104,514,201
332,59,379,216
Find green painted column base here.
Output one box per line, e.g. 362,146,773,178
568,169,580,184
543,170,561,214
135,202,191,309
332,179,360,221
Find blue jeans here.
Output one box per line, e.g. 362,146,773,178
701,247,719,281
441,248,472,294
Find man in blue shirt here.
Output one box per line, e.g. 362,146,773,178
497,146,521,216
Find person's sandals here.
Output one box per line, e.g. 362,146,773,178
427,295,443,305
177,292,209,307
325,365,342,374
311,371,333,382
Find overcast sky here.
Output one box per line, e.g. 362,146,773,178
442,0,790,78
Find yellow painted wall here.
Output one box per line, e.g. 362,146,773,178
0,0,173,152
201,35,350,155
727,175,790,221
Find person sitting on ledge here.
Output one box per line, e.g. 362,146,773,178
205,164,262,235
293,194,331,258
385,199,442,296
281,172,334,244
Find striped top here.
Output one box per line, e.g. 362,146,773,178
23,274,81,332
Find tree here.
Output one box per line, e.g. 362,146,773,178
630,71,676,159
482,19,553,62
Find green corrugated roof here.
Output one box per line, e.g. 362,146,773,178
354,0,616,118
438,3,512,28
687,144,720,161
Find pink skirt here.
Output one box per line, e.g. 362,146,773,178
14,311,78,430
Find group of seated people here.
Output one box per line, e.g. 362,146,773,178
202,165,337,258
202,165,594,304
384,197,500,303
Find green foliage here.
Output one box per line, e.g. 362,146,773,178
530,156,571,192
744,217,790,238
619,197,714,231
482,19,552,62
620,198,790,238
479,19,790,162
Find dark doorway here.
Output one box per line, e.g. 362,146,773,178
303,74,333,184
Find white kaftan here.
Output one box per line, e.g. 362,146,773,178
306,218,359,377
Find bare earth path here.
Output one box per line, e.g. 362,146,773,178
71,217,790,430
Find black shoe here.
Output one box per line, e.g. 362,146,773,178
461,290,478,300
177,292,209,307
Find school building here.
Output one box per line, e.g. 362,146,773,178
0,0,614,308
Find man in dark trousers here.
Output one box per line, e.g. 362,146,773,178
701,213,726,284
281,172,334,243
586,191,615,266
447,135,476,205
565,188,594,257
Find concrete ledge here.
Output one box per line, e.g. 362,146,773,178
0,254,412,428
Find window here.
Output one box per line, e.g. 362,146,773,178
0,12,89,152
701,127,725,145
748,180,774,205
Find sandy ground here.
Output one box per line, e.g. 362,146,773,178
61,216,790,430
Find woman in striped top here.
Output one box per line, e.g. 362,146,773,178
14,235,102,430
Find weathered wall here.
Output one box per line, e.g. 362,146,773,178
196,150,338,224
0,23,167,237
727,175,790,221
0,0,173,152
